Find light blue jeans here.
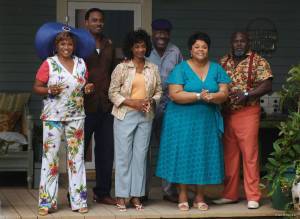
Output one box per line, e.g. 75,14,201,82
114,111,153,198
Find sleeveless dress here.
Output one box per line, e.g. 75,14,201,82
156,61,231,184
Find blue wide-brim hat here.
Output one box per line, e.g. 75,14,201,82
35,22,96,59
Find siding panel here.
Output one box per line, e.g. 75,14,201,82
0,0,56,120
153,0,300,91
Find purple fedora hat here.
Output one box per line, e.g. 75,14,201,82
35,22,95,59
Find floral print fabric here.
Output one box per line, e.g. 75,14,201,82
40,55,87,121
39,119,87,210
220,51,273,111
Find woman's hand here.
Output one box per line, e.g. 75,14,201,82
84,83,95,94
48,85,63,96
201,84,229,104
200,89,213,102
125,99,150,112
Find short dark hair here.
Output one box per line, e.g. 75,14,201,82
122,29,152,59
187,32,211,50
85,8,105,20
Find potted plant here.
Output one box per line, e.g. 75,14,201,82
263,64,300,210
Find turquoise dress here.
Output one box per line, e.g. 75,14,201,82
156,61,231,184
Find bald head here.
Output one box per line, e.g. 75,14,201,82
231,31,250,58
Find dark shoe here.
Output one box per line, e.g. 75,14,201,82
163,194,178,203
93,194,116,205
141,195,148,202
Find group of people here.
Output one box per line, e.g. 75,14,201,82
32,7,273,216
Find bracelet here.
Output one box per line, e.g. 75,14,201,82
196,93,201,100
47,89,51,95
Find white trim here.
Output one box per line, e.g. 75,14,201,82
68,2,141,29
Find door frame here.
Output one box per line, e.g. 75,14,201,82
67,2,141,29
57,0,152,32
56,0,152,170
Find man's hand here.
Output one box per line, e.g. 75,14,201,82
84,83,95,94
229,90,248,105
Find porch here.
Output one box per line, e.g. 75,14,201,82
0,188,292,219
0,174,297,219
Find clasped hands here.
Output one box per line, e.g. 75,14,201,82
229,90,248,105
199,89,214,103
130,98,154,113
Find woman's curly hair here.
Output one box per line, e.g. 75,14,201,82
122,29,152,59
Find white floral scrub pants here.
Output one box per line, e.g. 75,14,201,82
38,119,87,210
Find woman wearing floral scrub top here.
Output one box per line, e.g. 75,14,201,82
33,32,94,215
156,32,231,211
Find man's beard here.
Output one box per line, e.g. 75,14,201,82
233,50,245,57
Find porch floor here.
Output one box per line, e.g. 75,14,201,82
0,187,297,219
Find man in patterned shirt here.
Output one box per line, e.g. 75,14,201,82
213,31,272,209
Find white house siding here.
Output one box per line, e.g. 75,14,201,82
153,0,300,91
0,0,56,119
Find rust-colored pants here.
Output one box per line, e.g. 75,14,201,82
222,105,261,201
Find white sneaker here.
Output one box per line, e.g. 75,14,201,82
212,198,237,204
247,200,259,209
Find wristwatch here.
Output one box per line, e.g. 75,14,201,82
196,93,201,100
244,92,249,99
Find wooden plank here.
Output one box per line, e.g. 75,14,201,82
29,188,86,219
146,200,188,219
135,200,161,219
83,190,115,219
85,204,115,219
1,189,36,219
3,188,300,218
17,189,54,219
0,189,19,219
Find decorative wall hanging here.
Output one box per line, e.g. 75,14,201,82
246,17,278,57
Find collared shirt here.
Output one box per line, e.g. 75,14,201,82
220,51,273,111
147,43,183,113
108,60,162,120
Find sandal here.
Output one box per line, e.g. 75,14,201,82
116,198,127,212
193,202,209,211
78,207,89,214
38,207,48,216
130,197,144,211
178,202,189,211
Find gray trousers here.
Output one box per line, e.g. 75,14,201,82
114,111,153,198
